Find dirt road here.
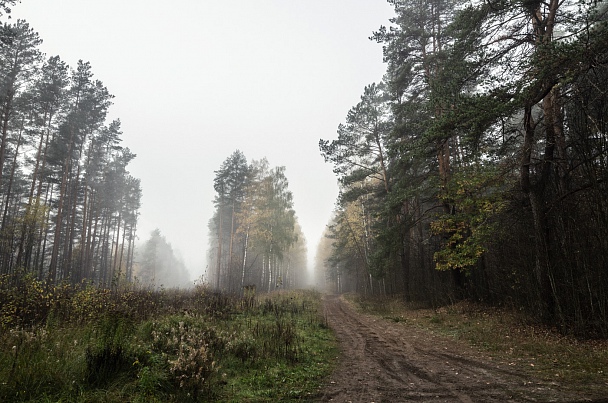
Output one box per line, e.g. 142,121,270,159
319,294,599,403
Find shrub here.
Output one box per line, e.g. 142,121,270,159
0,273,50,328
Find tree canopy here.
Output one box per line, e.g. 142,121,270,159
207,151,306,293
320,0,608,336
0,14,142,288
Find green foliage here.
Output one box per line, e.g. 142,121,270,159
0,285,336,402
0,325,88,402
216,290,337,401
431,166,508,271
0,19,141,286
85,344,132,387
0,273,49,328
210,152,304,292
318,0,608,334
70,286,114,322
0,273,83,329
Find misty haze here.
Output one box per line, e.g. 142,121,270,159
1,0,608,401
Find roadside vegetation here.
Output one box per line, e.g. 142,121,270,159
347,294,608,397
0,274,336,402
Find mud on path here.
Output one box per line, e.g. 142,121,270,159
319,294,600,403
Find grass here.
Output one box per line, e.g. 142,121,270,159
0,279,337,402
346,293,608,397
215,293,337,402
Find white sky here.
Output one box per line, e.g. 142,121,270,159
10,0,395,281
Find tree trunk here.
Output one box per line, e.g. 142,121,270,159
1,124,23,264
228,200,235,292
16,110,52,270
216,204,223,289
0,84,15,189
48,127,75,284
126,221,136,282
240,224,249,289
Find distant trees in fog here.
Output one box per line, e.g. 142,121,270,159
133,228,191,289
207,150,307,292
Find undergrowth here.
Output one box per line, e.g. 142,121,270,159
0,274,336,402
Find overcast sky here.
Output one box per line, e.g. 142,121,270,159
10,0,395,281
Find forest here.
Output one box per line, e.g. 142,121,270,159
317,0,608,336
0,1,202,290
206,151,308,294
1,0,608,400
0,3,324,401
0,16,141,286
0,0,311,294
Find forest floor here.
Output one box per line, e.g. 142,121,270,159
319,294,608,403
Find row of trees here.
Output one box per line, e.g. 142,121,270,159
319,0,608,335
207,151,307,293
0,17,142,287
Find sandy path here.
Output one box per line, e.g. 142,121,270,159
319,294,594,403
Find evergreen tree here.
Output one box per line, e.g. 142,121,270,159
0,18,142,287
212,150,249,291
208,153,301,293
322,0,608,333
135,229,190,289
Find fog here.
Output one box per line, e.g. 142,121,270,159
10,1,395,282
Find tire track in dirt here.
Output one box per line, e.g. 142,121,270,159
319,294,587,403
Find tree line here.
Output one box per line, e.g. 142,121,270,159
132,228,191,289
0,15,141,287
207,151,307,293
318,0,608,335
